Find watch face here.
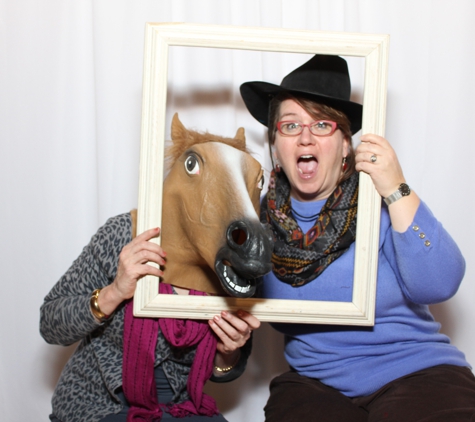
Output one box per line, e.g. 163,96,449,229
399,183,411,196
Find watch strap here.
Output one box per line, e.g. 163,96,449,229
384,183,410,205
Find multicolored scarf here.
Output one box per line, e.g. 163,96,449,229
260,168,358,286
122,283,218,421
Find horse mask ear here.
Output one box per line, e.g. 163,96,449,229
171,113,187,142
234,127,246,149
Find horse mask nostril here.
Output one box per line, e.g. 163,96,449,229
231,228,247,245
227,221,249,247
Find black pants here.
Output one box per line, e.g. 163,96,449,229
264,365,475,422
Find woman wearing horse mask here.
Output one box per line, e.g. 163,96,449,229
240,54,475,421
40,119,262,421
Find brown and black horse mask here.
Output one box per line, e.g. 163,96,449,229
134,114,273,298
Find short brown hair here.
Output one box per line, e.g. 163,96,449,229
268,93,356,183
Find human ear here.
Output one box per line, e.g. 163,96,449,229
271,146,281,169
342,137,350,158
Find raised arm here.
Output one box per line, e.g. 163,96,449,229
386,201,465,304
40,214,165,345
95,227,165,317
356,135,465,303
355,133,420,232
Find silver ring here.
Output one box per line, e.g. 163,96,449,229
370,154,377,163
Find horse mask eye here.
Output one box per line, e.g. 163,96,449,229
184,155,200,175
257,169,265,190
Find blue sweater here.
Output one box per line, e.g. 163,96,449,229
262,199,469,397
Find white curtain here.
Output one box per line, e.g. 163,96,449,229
1,1,475,420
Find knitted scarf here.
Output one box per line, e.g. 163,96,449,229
261,168,358,286
122,283,218,421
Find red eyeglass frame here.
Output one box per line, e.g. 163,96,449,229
276,120,338,137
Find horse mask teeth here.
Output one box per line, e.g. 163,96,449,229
216,260,257,298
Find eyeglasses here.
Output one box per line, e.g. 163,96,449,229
276,120,338,137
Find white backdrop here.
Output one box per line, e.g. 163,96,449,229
1,1,475,421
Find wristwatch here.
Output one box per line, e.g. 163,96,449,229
383,183,411,205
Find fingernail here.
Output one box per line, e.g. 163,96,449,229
221,311,228,318
214,315,220,323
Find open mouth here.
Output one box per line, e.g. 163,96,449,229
297,154,318,176
215,260,257,298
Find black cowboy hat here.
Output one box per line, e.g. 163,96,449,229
240,54,363,134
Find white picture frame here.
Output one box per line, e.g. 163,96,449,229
134,23,389,325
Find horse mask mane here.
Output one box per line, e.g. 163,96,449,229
132,113,272,297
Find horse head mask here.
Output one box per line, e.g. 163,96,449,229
143,114,273,298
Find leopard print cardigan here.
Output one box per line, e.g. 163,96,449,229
40,213,250,422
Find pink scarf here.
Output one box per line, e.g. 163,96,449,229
122,283,219,421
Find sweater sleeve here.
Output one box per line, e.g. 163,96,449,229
39,214,132,346
387,201,465,304
209,334,253,383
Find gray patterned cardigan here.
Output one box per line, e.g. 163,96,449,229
40,213,251,422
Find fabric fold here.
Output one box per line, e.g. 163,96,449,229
122,283,218,421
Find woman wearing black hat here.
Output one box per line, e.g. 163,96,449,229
241,55,475,421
